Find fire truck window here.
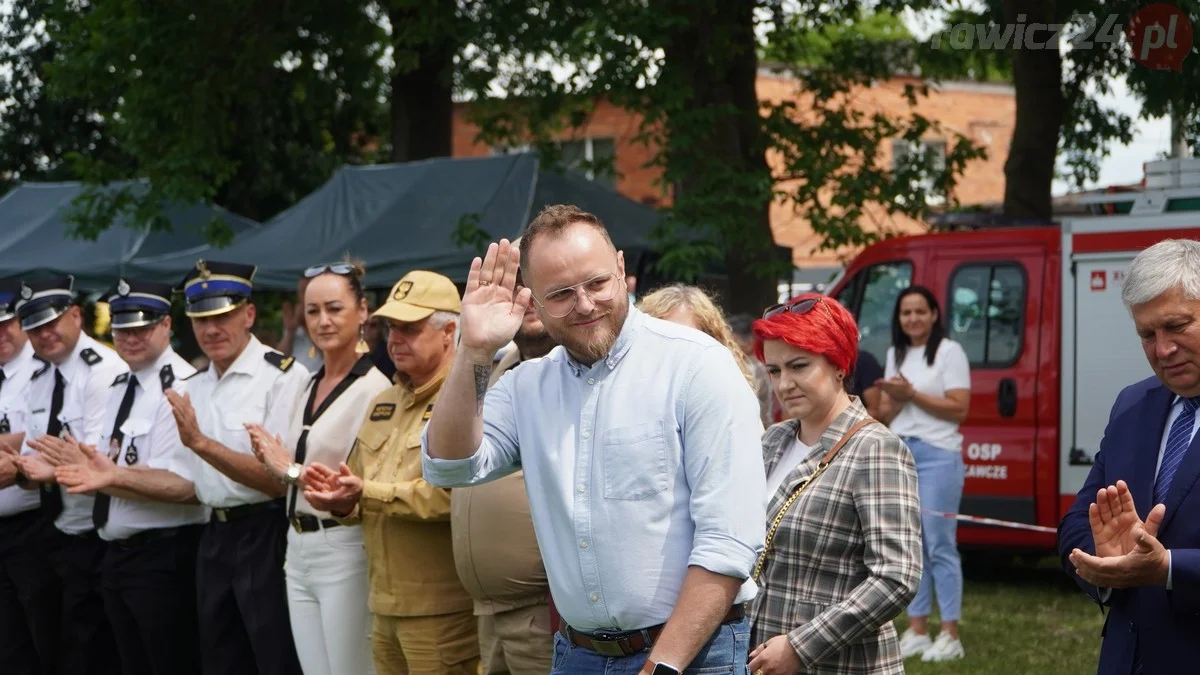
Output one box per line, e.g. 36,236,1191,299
854,261,913,366
948,264,1025,366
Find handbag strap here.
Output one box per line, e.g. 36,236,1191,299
752,417,878,583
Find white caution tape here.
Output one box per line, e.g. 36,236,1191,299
921,508,1059,534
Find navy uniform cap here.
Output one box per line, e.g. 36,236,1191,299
15,276,75,331
106,278,175,330
0,280,21,323
178,260,256,318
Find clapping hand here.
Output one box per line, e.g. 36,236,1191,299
56,444,117,495
166,390,204,450
302,461,363,517
1069,480,1170,588
246,423,294,482
28,433,87,467
874,373,915,402
460,239,534,356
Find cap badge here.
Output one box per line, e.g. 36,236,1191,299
196,260,211,280
117,279,131,297
393,281,413,301
19,284,31,300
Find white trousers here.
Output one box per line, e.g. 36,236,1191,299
285,523,375,675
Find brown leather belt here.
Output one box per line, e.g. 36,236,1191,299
560,604,745,657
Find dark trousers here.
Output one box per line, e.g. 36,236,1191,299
197,502,301,675
0,509,61,675
50,529,122,675
102,525,203,675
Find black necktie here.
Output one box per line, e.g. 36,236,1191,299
93,375,138,529
40,370,66,519
0,370,9,433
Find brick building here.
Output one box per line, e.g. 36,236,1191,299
451,67,1015,276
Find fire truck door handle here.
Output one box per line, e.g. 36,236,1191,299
998,378,1018,418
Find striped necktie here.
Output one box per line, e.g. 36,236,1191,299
1153,396,1200,506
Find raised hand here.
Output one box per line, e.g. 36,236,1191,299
16,454,56,484
1089,480,1150,558
28,433,87,467
56,455,116,495
459,239,534,355
246,423,294,481
1072,502,1169,588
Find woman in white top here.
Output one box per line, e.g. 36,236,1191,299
248,262,391,675
875,285,971,664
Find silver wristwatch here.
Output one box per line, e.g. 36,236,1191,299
282,463,303,485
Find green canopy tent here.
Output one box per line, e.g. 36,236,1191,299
0,181,260,289
127,153,665,290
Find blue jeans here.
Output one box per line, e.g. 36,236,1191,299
904,437,965,622
550,617,751,674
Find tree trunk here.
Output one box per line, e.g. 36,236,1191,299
387,7,455,162
657,0,783,315
1002,0,1064,220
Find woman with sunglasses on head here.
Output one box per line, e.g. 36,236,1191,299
874,286,970,663
247,260,392,675
747,293,921,675
637,284,759,393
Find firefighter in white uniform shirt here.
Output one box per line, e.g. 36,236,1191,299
52,278,209,675
0,279,61,675
166,260,310,675
12,275,125,675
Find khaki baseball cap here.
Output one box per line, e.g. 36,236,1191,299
374,270,462,323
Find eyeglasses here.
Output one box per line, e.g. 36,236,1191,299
762,297,836,322
534,272,622,318
304,263,354,278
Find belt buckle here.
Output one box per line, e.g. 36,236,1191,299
214,509,228,523
291,516,303,533
589,636,627,657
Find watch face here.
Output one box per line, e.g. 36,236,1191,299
651,664,680,675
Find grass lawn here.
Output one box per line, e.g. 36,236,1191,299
892,554,1103,674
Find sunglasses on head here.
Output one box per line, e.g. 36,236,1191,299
762,297,836,322
304,263,355,278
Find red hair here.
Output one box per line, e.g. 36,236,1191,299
752,293,859,377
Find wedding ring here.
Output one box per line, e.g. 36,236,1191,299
479,280,491,286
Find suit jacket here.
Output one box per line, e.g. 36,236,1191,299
1058,376,1200,675
749,399,922,674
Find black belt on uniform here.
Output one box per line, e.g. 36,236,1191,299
210,499,283,524
560,604,746,657
290,513,342,533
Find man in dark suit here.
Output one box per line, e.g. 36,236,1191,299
1059,238,1200,675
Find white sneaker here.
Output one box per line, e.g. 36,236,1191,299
921,632,965,662
898,628,932,659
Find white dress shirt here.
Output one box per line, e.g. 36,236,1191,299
19,334,126,534
422,306,767,633
0,341,40,516
98,348,211,541
177,336,311,508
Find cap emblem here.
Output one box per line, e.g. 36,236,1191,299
117,279,131,297
19,284,31,300
393,281,413,301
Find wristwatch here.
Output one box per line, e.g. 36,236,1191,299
282,463,303,485
650,663,681,675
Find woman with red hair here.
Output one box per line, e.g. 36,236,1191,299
747,293,922,675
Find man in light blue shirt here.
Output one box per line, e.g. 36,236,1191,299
423,204,766,675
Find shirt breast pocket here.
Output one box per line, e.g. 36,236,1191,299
601,419,668,501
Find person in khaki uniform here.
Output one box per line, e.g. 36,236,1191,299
303,270,478,675
452,261,558,675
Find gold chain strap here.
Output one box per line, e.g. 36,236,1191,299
751,418,877,584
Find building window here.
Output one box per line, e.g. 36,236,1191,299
492,137,617,188
837,260,913,365
892,138,947,206
947,263,1025,367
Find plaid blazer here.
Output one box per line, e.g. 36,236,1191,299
749,399,921,674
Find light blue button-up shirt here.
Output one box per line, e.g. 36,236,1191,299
422,306,767,633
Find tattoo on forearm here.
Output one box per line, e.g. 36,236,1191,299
473,365,492,414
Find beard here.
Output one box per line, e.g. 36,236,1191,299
546,298,629,365
513,326,557,360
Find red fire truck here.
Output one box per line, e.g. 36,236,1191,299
827,175,1200,551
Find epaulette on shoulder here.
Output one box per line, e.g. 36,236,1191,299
264,351,295,372
30,357,49,380
159,364,175,390
80,348,102,366
111,372,130,387
183,365,208,381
